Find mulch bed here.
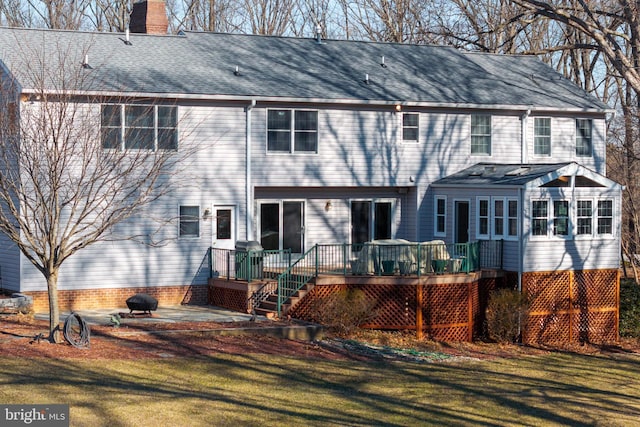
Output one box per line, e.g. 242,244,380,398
1,313,639,362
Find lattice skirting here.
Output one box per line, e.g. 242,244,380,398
289,281,480,342
209,286,248,313
522,269,619,345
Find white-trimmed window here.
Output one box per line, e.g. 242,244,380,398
532,197,614,239
597,200,613,235
179,206,200,238
576,119,592,157
435,196,446,236
493,199,504,237
477,198,490,238
508,200,518,237
534,117,551,156
576,200,593,235
553,200,570,236
267,109,318,153
471,114,491,155
492,197,518,239
532,200,548,236
402,113,419,142
101,104,177,150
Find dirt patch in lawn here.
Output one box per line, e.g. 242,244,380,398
1,313,639,362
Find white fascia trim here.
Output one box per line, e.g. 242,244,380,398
18,88,612,113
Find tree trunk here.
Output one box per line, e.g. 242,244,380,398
46,270,62,343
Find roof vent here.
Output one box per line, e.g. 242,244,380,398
315,24,323,44
234,65,241,76
82,54,92,69
124,29,132,45
129,0,169,35
364,73,370,85
381,55,387,68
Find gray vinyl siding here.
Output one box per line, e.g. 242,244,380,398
526,116,605,173
13,100,613,293
0,233,20,292
19,103,248,292
254,186,416,247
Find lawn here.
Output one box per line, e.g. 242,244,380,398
1,351,639,426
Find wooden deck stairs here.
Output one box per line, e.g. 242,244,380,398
253,281,315,319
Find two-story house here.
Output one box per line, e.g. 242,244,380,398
0,2,621,343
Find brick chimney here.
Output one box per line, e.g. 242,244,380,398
129,0,169,34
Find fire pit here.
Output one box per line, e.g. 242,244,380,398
126,293,158,315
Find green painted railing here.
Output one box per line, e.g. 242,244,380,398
210,240,503,317
209,247,291,281
276,245,318,316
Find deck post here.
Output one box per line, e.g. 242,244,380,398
416,283,423,340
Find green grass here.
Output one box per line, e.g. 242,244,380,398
1,351,640,426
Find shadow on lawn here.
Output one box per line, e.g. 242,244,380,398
2,330,640,426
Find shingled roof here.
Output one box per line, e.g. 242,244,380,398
0,27,609,111
432,162,622,189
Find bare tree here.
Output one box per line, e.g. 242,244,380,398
504,0,640,280
168,0,240,32
0,36,195,342
337,0,433,43
508,0,640,95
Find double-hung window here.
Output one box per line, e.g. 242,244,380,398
477,198,490,238
553,201,569,236
576,119,592,157
101,104,178,150
267,109,318,153
402,113,419,142
491,198,518,239
534,117,551,156
493,199,504,236
435,196,446,236
179,206,200,238
532,200,548,236
576,200,593,235
508,200,518,236
471,114,491,155
597,200,613,235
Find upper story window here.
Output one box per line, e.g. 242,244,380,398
534,117,551,156
471,114,491,155
576,119,592,157
402,113,419,142
267,109,318,153
101,104,177,150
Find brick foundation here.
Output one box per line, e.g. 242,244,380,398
24,284,209,313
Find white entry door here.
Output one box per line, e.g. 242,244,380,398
212,206,236,250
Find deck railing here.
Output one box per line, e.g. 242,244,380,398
209,240,503,316
209,247,292,281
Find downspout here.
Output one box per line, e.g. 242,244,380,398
518,108,530,292
518,187,524,292
245,100,256,240
521,108,531,164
